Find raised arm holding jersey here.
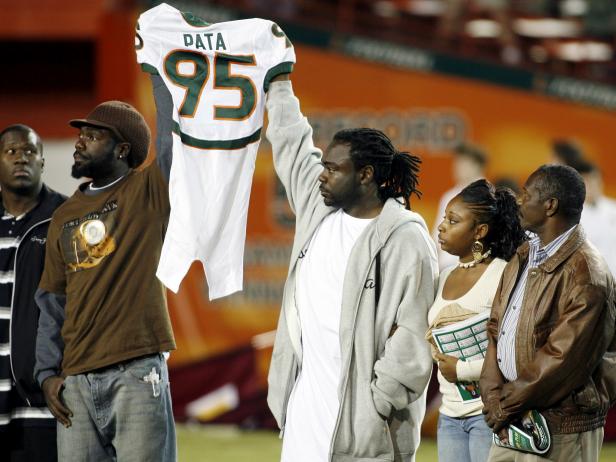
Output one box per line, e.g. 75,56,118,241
265,73,439,461
34,102,176,462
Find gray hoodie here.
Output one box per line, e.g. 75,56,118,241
266,81,439,462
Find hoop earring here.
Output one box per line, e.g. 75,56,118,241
459,241,491,269
471,240,484,263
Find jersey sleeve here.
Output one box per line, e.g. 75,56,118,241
135,11,163,75
38,218,67,294
257,21,296,92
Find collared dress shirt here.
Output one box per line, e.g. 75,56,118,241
497,226,577,381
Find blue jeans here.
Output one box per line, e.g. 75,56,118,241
57,353,176,462
438,413,493,462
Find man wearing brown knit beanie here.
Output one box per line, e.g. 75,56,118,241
33,100,177,461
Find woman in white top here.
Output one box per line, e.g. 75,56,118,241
427,179,525,462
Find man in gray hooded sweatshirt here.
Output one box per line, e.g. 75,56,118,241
266,73,439,462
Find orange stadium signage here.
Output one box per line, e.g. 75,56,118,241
137,43,616,372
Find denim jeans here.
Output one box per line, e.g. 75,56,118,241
57,353,176,462
438,413,493,462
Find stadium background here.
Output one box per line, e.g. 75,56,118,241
1,0,615,460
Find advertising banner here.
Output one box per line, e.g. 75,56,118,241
137,43,616,371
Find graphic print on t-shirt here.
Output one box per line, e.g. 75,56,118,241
60,200,118,272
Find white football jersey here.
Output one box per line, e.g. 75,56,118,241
136,3,295,299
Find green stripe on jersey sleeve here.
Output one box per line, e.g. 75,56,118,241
140,63,159,75
263,62,295,92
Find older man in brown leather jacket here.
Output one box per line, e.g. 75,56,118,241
480,164,616,461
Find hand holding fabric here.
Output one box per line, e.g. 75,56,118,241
483,396,511,433
435,352,458,383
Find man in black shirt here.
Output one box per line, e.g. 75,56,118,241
0,124,65,461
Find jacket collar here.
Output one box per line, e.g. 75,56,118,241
516,224,585,274
0,184,66,227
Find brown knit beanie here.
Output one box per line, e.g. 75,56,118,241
69,101,151,168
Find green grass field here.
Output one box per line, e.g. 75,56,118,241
177,424,616,461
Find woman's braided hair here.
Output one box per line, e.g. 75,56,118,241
458,179,526,261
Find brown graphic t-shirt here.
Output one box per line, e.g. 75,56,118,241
40,163,176,376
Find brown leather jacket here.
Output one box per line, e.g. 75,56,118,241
480,226,616,434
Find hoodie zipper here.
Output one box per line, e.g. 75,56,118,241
8,217,51,406
327,250,380,460
279,285,303,439
278,361,300,438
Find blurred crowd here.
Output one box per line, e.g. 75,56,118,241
207,0,616,83
432,138,616,275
